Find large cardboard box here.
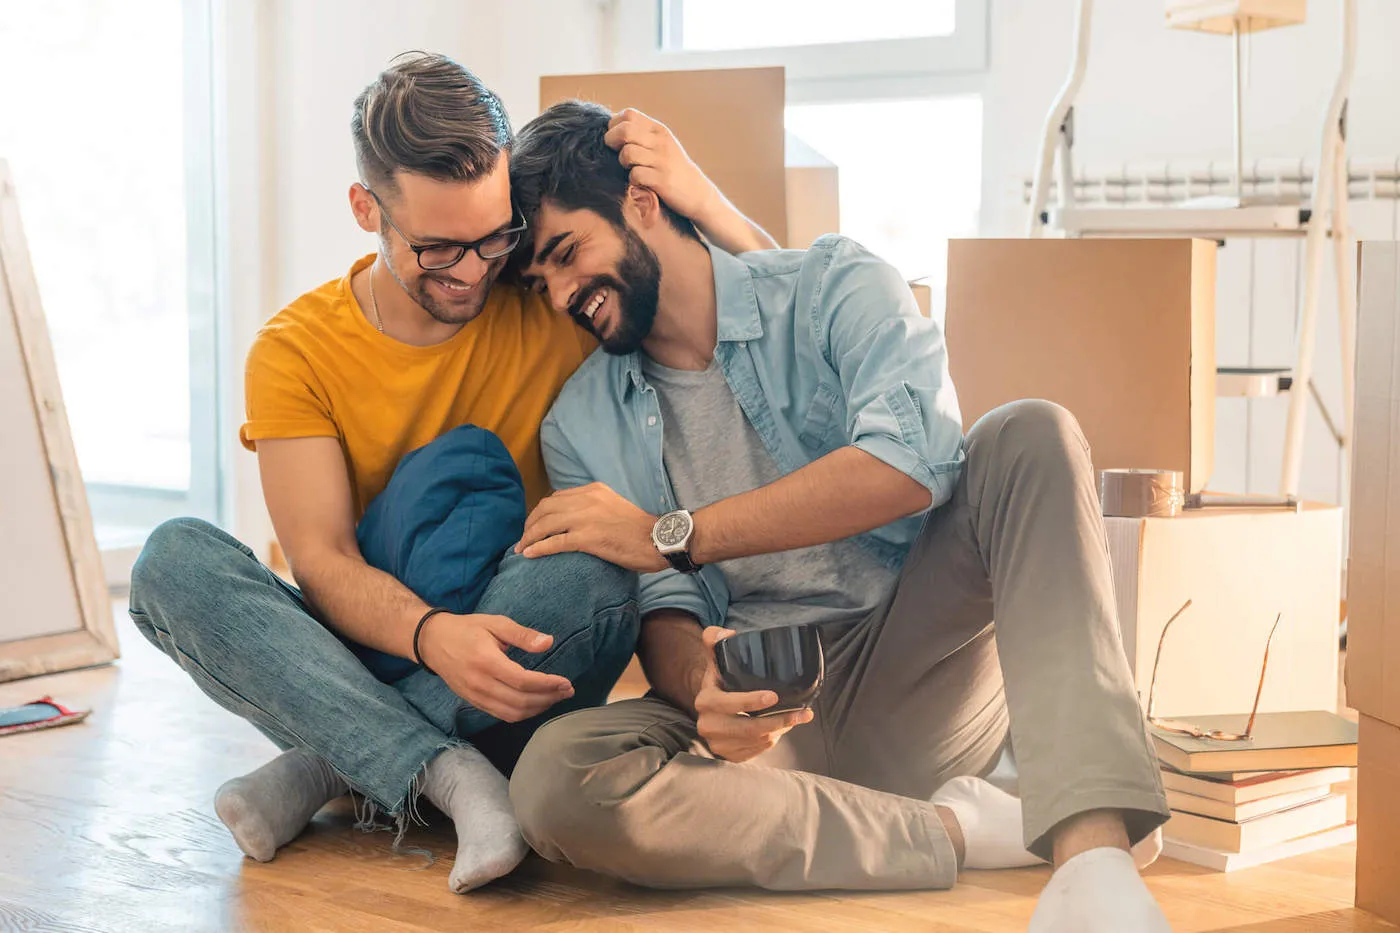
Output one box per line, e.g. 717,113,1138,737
1350,242,1400,925
542,67,839,251
1348,241,1400,728
946,239,1217,492
1356,714,1400,925
541,67,788,245
1106,504,1341,719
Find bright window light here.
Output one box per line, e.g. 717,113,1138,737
0,1,190,490
677,0,955,51
784,97,983,298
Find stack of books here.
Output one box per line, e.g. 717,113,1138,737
1152,710,1359,871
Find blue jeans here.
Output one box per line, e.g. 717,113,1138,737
127,517,639,815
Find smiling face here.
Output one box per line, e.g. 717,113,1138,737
360,151,517,326
519,199,662,355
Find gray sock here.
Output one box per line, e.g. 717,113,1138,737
419,745,528,894
214,748,348,862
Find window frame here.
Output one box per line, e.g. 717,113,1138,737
82,0,224,583
605,0,989,104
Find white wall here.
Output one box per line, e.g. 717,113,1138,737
981,0,1400,503
266,0,607,306
227,0,1399,547
226,0,607,553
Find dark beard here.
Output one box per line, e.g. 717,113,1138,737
567,228,660,355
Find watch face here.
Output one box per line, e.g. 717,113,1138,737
655,511,691,548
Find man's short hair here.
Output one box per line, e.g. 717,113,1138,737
351,51,511,193
510,100,697,241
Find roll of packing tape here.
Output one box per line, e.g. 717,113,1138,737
1099,468,1185,518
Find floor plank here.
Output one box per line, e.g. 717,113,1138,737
0,607,1393,932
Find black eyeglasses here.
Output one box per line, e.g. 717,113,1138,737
364,186,527,271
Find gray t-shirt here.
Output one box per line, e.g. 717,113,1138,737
642,355,898,632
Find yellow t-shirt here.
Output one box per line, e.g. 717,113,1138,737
240,254,595,517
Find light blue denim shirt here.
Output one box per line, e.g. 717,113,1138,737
540,234,966,628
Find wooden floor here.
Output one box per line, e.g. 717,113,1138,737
0,608,1394,933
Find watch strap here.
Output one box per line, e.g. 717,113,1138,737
663,549,702,574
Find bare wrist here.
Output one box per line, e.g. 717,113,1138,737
688,509,715,566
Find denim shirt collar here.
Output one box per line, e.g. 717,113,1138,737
616,242,765,397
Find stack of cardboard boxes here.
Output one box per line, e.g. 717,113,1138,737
943,243,1343,716
1349,241,1400,927
945,238,1351,870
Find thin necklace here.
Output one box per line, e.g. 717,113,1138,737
367,263,385,333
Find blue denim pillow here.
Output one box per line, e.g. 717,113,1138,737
351,425,527,682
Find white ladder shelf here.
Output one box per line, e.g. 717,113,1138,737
1027,0,1358,499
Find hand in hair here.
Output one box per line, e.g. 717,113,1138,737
604,108,717,222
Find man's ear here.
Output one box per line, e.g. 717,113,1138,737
624,183,664,229
349,183,379,234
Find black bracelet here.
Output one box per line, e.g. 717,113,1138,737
413,607,450,675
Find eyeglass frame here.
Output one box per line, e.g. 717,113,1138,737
1143,598,1284,743
362,185,528,271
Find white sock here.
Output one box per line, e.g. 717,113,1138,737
420,746,528,894
931,775,1041,869
1133,826,1164,870
214,748,348,862
1028,847,1172,933
931,776,1166,872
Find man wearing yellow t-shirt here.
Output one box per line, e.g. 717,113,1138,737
125,52,775,894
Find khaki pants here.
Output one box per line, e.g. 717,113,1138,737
509,400,1168,891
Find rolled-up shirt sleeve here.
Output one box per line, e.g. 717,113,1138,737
813,237,966,511
637,571,719,628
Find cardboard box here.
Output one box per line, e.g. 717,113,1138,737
540,67,789,246
1348,241,1400,729
540,68,844,252
785,132,840,250
1356,714,1400,925
1350,242,1400,926
909,282,932,318
1106,504,1341,719
946,239,1217,492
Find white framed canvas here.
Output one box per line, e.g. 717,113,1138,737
0,159,117,681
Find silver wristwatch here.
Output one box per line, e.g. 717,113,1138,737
651,509,701,574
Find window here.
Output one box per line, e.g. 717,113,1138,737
670,0,955,52
609,0,988,310
785,97,982,292
622,0,988,85
0,0,221,550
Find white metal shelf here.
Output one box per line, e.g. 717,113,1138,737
1217,367,1293,398
1026,0,1359,499
1048,201,1309,239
